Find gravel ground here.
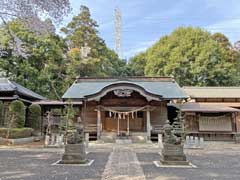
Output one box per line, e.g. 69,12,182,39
137,142,240,180
0,150,109,180
0,142,240,180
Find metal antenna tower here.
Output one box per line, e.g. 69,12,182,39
114,7,122,58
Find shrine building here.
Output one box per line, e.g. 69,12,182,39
182,87,240,141
62,77,188,142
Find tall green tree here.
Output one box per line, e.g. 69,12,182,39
0,19,67,99
139,27,239,86
61,5,128,85
128,52,146,76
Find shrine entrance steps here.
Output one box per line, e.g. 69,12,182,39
100,132,148,143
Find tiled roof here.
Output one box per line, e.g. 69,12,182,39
183,87,240,98
192,102,240,108
180,102,240,112
62,77,188,100
33,100,82,105
0,78,46,100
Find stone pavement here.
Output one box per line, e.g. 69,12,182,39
101,146,146,180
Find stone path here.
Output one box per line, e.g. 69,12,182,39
101,146,146,180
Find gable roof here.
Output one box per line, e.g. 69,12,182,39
62,77,188,100
0,78,46,100
183,87,240,98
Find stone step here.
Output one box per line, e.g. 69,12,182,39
116,139,132,144
100,132,149,143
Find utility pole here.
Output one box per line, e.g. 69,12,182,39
114,7,122,59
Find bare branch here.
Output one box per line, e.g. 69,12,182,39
0,16,28,58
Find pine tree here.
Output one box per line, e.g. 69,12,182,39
61,5,128,84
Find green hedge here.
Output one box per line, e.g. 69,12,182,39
9,100,26,128
28,104,41,130
0,128,33,139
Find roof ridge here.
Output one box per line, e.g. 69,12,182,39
76,76,174,83
183,86,240,89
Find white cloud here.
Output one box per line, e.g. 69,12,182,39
124,39,157,59
206,19,240,43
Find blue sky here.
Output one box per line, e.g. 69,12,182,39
59,0,240,59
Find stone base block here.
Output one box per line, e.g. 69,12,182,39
161,154,187,162
60,158,88,164
2,137,34,145
153,161,196,168
161,143,188,165
61,143,87,164
160,159,189,166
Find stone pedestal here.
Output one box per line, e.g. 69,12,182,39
60,143,87,164
44,135,50,146
161,143,188,165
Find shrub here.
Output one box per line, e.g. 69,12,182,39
0,128,33,139
51,108,62,116
28,104,41,130
9,100,26,128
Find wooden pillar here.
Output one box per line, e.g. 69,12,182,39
127,115,130,136
146,110,151,140
97,110,101,140
235,112,240,132
117,117,120,136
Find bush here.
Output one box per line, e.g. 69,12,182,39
9,100,26,128
28,104,41,130
0,128,33,139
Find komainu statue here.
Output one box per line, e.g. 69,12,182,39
160,119,188,165
60,117,87,164
67,123,84,144
163,120,181,145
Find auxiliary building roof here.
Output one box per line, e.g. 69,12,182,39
0,78,46,100
62,77,188,100
183,86,240,98
181,102,240,112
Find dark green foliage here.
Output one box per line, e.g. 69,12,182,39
128,52,146,76
51,108,63,116
130,27,240,86
211,32,232,49
28,104,41,130
0,19,67,99
0,128,33,139
64,103,77,128
8,100,25,128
